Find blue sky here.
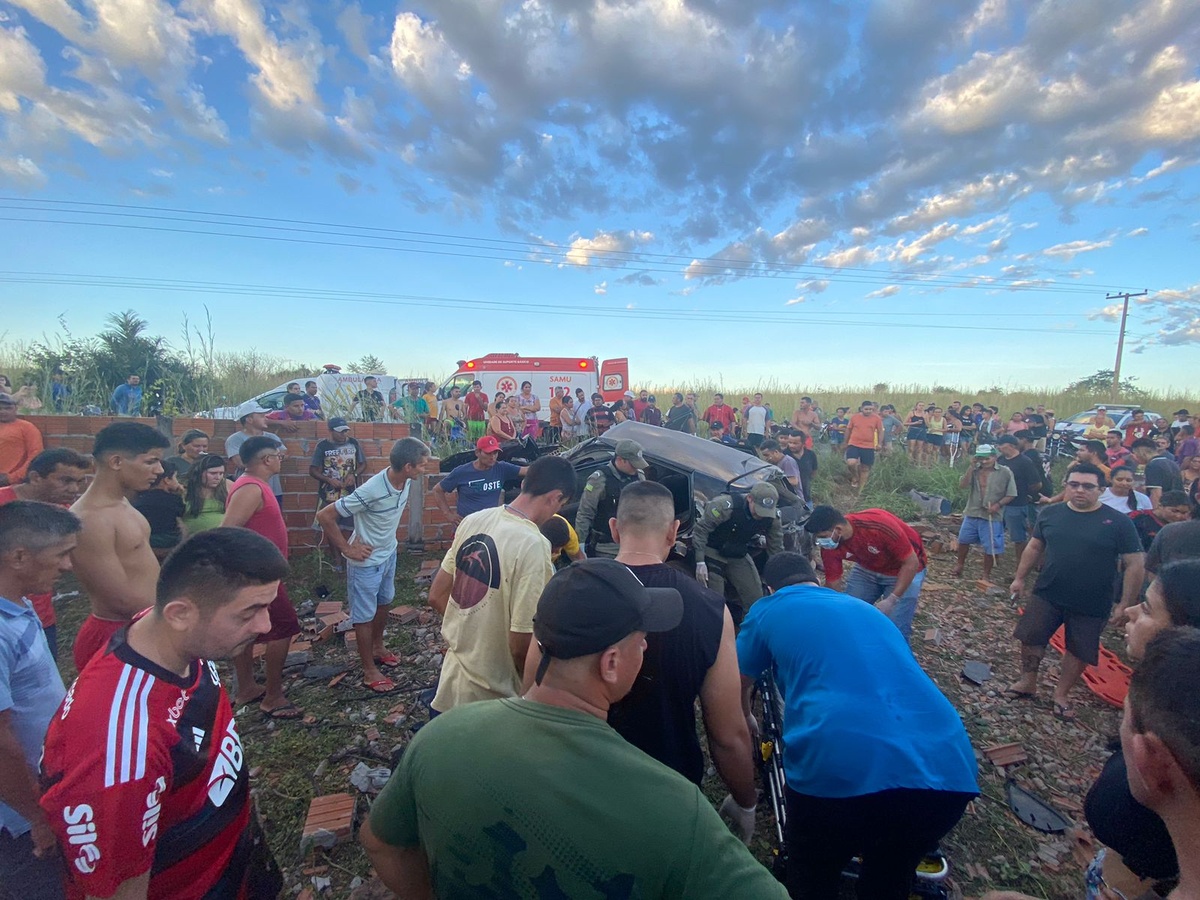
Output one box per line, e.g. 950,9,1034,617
2,0,1199,392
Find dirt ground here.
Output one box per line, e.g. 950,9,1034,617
47,513,1118,900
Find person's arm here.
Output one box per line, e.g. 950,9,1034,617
993,469,1018,512
1009,536,1045,596
358,818,432,899
220,483,263,528
430,480,462,526
315,502,373,561
428,566,452,616
508,632,533,681
574,472,603,550
887,550,921,602
700,609,756,809
1113,551,1146,622
0,710,54,858
958,467,973,489
766,518,783,556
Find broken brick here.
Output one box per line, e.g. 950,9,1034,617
365,726,380,741
388,605,419,624
982,742,1028,768
315,601,343,617
301,793,355,850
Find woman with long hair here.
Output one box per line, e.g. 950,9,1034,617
904,402,926,464
516,381,541,439
170,428,210,479
182,454,229,534
488,396,518,441
1099,465,1151,514
1083,560,1200,900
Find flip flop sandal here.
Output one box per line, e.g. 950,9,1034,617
375,653,402,669
1053,702,1078,721
365,678,399,694
261,702,304,720
1003,688,1037,700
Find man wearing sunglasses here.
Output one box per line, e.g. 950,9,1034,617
1008,463,1143,721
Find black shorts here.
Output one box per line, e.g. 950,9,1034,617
906,428,926,443
923,433,944,446
844,446,876,466
1013,594,1106,666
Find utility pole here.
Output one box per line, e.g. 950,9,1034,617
1106,290,1148,402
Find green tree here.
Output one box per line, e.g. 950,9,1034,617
351,354,388,374
1067,369,1145,398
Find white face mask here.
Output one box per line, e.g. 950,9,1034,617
815,536,840,550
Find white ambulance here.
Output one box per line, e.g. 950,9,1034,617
437,354,631,405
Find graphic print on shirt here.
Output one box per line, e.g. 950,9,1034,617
452,533,502,610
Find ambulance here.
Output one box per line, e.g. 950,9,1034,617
438,354,630,405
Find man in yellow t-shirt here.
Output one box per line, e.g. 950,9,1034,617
426,456,577,714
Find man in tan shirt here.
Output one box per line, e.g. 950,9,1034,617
69,421,170,671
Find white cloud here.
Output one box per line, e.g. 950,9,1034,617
594,281,607,295
1042,239,1113,260
564,230,654,267
865,285,901,299
1127,226,1149,237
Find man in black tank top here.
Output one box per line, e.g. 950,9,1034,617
606,481,759,844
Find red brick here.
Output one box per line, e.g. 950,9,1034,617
316,601,343,616
388,605,419,624
301,793,355,847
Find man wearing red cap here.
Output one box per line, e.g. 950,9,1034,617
432,436,529,525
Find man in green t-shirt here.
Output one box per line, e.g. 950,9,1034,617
361,559,788,899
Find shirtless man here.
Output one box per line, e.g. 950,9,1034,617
791,396,822,436
69,422,170,671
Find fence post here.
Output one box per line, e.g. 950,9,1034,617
407,473,426,554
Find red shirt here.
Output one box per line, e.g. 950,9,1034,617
0,485,56,627
1123,421,1154,447
463,391,489,422
820,509,927,583
702,404,735,430
227,476,288,555
40,628,251,899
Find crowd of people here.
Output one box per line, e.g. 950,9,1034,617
2,381,1200,900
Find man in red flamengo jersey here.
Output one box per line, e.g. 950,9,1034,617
39,527,289,900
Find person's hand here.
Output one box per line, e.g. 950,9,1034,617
343,543,375,562
1036,496,1051,505
450,513,463,526
1109,605,1129,628
281,420,301,433
876,593,899,616
695,562,709,587
30,817,57,858
988,502,1001,515
1010,577,1028,599
341,476,357,490
718,794,756,845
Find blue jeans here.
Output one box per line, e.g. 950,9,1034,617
845,566,925,640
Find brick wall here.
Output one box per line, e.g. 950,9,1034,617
28,415,455,557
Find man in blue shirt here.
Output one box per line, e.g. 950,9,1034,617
737,552,978,900
109,374,143,416
431,436,527,524
0,500,81,899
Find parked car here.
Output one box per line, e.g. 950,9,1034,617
559,421,800,563
210,370,431,421
1051,404,1165,455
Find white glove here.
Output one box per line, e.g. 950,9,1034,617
876,593,900,616
719,794,756,845
695,562,709,587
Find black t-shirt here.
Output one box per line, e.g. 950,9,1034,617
1085,749,1177,880
787,450,818,504
1146,519,1200,573
1025,413,1047,438
1032,503,1142,617
664,405,695,431
997,453,1041,507
1022,448,1052,496
133,490,185,541
1129,510,1167,553
1145,453,1183,494
355,389,385,421
607,563,725,786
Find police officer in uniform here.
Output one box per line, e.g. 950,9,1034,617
575,440,647,558
693,482,783,615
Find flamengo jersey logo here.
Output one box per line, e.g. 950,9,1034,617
60,681,77,720
63,804,100,874
142,776,167,847
207,720,244,807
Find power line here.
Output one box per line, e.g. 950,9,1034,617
0,270,1120,336
0,197,1141,296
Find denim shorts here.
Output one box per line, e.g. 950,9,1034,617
347,552,397,624
957,516,1004,554
1003,505,1030,543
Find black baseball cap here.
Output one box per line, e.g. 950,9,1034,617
995,435,1018,446
532,559,682,684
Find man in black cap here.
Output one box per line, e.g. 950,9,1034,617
361,559,788,898
574,439,647,558
692,481,783,615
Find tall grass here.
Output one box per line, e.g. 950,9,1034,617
650,378,1199,423
811,448,968,519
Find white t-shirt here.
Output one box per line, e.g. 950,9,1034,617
746,405,768,436
334,469,412,566
1099,488,1151,516
432,505,553,712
